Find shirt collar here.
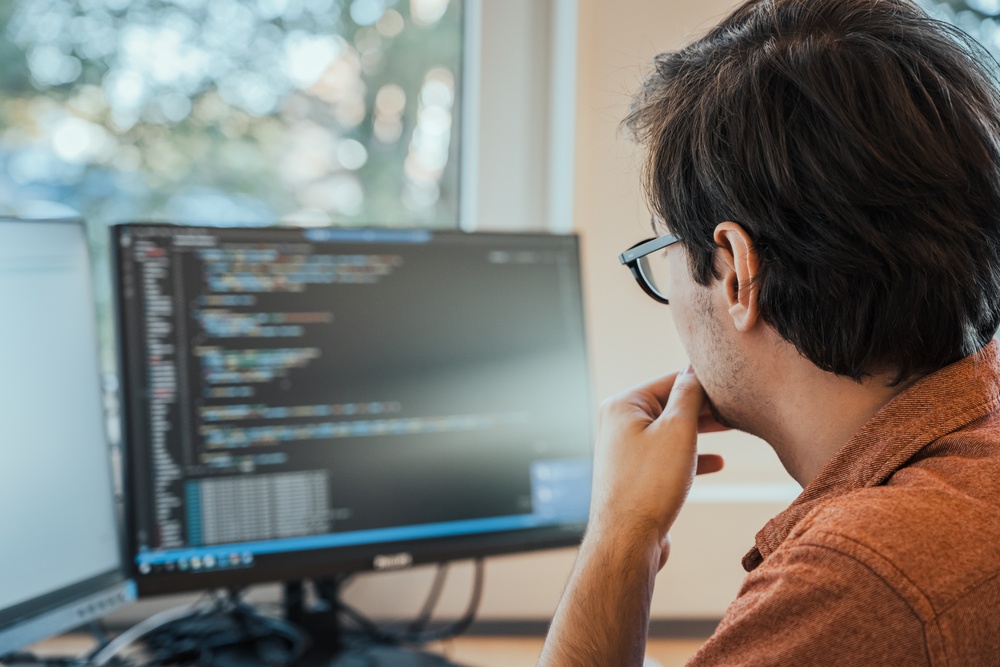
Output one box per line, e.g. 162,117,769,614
742,340,1000,572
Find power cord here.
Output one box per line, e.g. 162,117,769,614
408,564,449,635
325,559,485,647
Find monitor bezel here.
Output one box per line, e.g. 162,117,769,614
112,222,593,597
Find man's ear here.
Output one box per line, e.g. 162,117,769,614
713,222,761,333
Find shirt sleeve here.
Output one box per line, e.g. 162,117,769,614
685,541,930,667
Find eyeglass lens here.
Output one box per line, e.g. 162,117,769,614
637,248,672,302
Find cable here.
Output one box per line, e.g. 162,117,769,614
328,559,485,647
404,558,484,643
135,590,308,667
225,592,309,666
408,564,449,634
82,562,482,666
89,602,209,667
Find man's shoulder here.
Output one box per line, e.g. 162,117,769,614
711,474,1000,667
785,453,1000,615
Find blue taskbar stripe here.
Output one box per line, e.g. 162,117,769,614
136,512,583,567
303,229,433,244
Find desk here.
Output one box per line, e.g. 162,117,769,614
26,633,707,666
431,637,707,666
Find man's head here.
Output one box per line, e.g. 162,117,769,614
625,0,1000,392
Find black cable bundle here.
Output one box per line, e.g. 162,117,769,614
5,562,483,667
140,593,308,667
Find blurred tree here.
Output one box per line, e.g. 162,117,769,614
0,0,462,229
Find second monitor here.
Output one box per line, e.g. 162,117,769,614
114,225,593,596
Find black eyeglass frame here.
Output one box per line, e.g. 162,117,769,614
618,233,681,304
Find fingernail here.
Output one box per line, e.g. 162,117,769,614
682,364,694,376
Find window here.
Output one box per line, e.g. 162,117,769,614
0,0,462,229
918,0,1000,62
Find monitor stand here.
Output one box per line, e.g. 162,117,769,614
284,580,469,667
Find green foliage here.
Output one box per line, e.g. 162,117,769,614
0,0,462,229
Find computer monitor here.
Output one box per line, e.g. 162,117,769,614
114,224,593,597
0,218,134,656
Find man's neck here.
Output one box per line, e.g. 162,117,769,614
751,347,915,487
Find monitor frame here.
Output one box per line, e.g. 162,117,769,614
112,223,593,597
0,217,134,655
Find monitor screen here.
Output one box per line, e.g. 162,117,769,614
0,219,133,655
114,225,593,595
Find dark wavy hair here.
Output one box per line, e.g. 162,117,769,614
625,0,1000,383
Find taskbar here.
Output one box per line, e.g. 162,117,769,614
135,511,588,575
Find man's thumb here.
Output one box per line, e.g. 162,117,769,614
661,365,706,420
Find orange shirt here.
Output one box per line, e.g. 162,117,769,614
688,341,1000,666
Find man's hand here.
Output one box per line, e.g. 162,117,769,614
538,367,726,666
587,366,726,566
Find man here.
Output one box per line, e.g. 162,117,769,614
538,0,1000,664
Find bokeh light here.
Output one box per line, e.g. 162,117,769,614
920,0,1000,63
0,0,461,229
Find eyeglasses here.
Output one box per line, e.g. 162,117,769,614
618,232,681,304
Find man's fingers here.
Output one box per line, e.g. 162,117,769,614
659,365,705,421
605,366,730,432
696,453,725,475
625,372,681,412
602,370,685,425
